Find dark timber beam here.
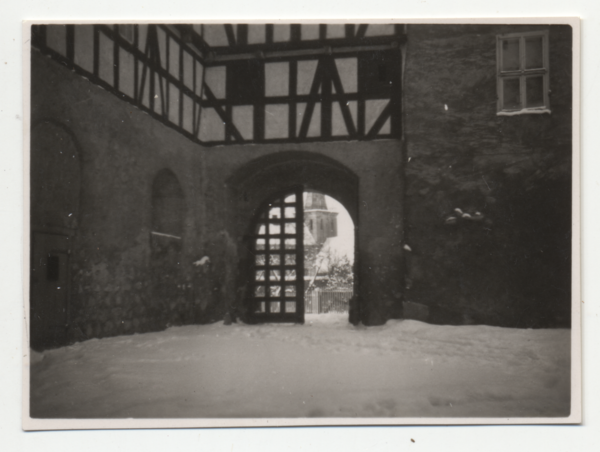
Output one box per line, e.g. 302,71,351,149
205,33,405,57
208,40,402,64
173,24,211,56
202,84,245,142
355,24,369,39
325,58,358,137
224,24,236,46
345,24,355,38
366,102,392,138
32,23,403,146
298,60,324,139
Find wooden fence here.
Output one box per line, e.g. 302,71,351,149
305,289,353,314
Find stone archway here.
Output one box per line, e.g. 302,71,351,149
226,151,360,324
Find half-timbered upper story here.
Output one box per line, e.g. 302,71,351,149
32,23,405,146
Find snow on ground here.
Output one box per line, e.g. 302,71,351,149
29,314,571,419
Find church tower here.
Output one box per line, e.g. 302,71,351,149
304,192,338,246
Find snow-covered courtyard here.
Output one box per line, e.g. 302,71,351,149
29,314,571,419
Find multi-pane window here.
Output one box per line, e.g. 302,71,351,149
497,31,550,115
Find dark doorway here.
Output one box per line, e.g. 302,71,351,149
30,233,70,350
30,121,81,350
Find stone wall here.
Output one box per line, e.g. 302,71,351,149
31,48,406,348
31,50,211,343
403,25,572,327
30,23,573,347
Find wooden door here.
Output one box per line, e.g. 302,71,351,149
30,233,70,349
248,188,304,323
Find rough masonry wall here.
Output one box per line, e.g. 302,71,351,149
403,25,572,327
32,49,406,344
31,50,216,343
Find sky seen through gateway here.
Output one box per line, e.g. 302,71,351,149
303,192,354,262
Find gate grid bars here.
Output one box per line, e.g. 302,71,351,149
249,188,305,323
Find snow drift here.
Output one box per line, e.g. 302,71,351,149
29,314,570,419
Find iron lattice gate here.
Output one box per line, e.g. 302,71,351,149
248,188,305,323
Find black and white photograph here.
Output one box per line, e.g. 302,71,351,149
23,20,579,428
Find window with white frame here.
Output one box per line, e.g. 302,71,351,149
496,31,550,115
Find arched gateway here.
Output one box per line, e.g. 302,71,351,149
228,151,360,324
